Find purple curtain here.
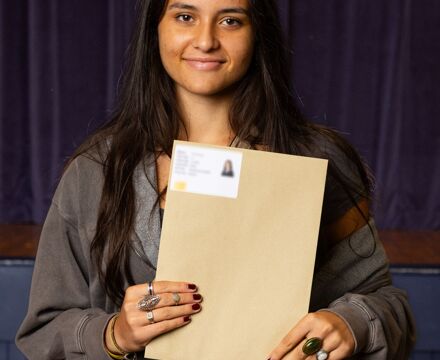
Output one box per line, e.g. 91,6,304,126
288,0,440,229
0,0,136,222
1,0,439,229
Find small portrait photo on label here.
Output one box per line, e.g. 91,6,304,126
221,159,234,177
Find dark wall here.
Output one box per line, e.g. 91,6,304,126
1,0,439,229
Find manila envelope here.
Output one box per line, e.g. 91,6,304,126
145,140,328,360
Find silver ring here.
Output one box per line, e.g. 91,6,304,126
316,349,329,360
137,294,161,311
148,281,154,295
146,310,155,323
172,293,181,306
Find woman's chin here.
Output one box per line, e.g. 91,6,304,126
177,83,237,98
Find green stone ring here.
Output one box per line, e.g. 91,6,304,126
302,337,323,356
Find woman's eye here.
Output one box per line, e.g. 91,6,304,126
176,14,193,22
221,18,242,27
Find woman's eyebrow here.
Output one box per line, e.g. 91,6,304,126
218,7,249,16
168,3,197,11
168,3,249,16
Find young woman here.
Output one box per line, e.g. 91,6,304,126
17,0,415,359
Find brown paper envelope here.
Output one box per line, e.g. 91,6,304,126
145,141,328,360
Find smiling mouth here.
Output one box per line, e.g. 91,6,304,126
183,58,226,71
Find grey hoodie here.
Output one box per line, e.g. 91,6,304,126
16,149,415,359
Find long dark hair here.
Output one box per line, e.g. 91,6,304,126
69,0,373,306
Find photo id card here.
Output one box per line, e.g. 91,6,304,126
170,143,243,199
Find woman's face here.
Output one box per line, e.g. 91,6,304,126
158,0,254,98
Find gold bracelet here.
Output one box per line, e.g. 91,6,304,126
110,314,128,356
103,314,125,359
104,346,125,360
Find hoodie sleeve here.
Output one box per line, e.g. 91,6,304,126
311,220,416,359
16,157,115,360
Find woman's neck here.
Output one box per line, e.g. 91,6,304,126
176,89,235,147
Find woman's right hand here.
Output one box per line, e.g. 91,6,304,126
105,281,203,353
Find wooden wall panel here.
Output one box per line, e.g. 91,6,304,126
1,225,439,265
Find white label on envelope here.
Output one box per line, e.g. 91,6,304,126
170,144,243,198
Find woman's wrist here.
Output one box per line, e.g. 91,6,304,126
104,313,129,358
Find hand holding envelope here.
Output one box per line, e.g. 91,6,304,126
145,141,328,360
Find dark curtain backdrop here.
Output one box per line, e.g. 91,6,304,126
1,0,439,229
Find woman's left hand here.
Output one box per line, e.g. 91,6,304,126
267,311,355,360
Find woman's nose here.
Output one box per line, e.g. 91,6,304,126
192,22,220,52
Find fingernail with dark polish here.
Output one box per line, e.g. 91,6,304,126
192,303,201,310
193,294,202,300
184,316,191,322
188,284,197,290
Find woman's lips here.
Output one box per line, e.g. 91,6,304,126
184,58,225,70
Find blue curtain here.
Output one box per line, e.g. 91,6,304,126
1,0,439,229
